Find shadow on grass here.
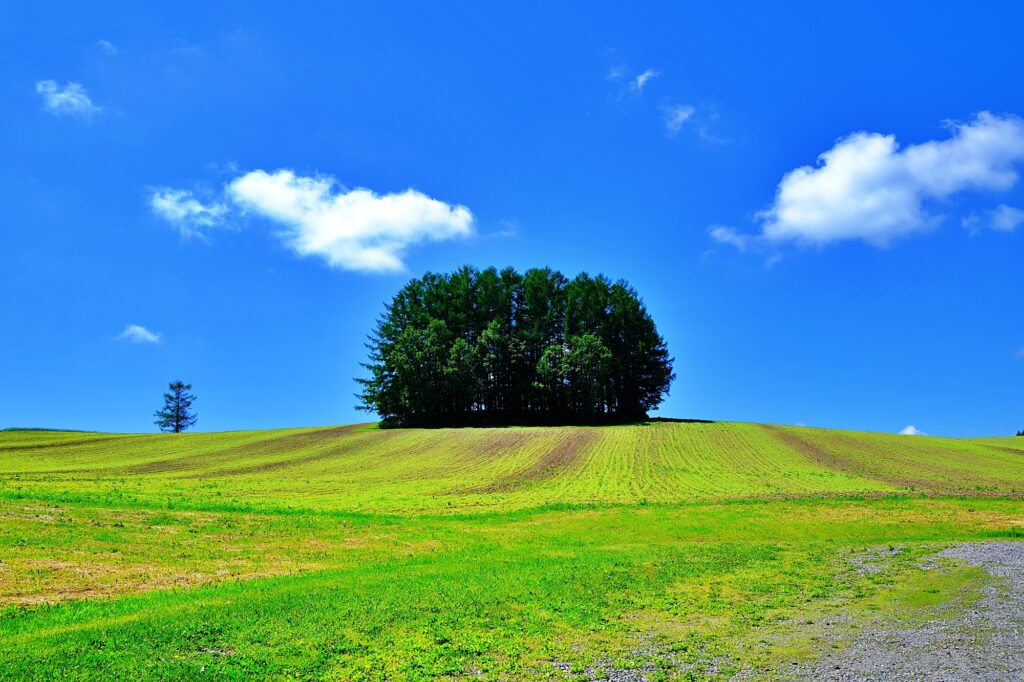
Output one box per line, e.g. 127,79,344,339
378,416,717,429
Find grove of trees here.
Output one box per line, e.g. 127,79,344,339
357,266,675,427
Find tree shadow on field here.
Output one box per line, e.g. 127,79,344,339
377,416,717,430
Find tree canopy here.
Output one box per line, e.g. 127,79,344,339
357,266,675,427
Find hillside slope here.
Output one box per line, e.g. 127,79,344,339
3,422,1022,513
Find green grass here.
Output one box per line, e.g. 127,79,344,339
1,422,1023,679
3,421,1022,514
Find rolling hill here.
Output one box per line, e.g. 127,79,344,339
2,422,1023,679
2,421,1022,514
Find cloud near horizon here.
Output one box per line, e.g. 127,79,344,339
712,112,1024,250
119,324,161,344
899,425,927,436
150,170,475,273
35,80,102,119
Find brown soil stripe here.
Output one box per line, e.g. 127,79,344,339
129,426,358,476
198,425,388,477
0,436,129,452
475,428,599,493
4,426,367,478
760,424,933,490
982,445,1024,457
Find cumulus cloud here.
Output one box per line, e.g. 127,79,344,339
119,324,161,344
96,39,118,55
149,188,229,239
731,112,1024,248
663,104,696,136
150,169,474,272
35,80,102,119
899,425,927,436
227,169,474,273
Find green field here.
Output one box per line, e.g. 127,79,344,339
2,421,1023,679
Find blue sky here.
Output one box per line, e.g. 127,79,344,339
2,1,1022,436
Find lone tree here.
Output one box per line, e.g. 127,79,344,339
154,380,198,433
358,266,675,427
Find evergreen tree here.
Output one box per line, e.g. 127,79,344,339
357,266,675,427
153,380,198,433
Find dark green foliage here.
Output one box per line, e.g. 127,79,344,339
1017,429,1023,436
153,381,198,433
357,266,675,426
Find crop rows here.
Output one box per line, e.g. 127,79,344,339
3,422,1022,514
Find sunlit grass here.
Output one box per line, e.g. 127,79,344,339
4,422,1022,514
1,423,1023,679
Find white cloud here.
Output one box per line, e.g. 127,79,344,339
708,225,749,251
35,80,102,119
899,425,927,436
227,169,474,273
119,324,161,344
663,104,696,136
96,39,118,55
990,204,1024,232
963,204,1024,234
756,112,1024,246
150,188,229,239
707,224,783,268
606,63,657,97
961,212,983,235
632,69,657,93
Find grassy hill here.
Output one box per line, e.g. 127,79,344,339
3,421,1022,514
2,422,1023,679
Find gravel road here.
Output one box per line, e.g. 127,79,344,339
793,541,1024,681
556,542,1024,681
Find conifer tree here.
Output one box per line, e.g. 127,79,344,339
153,380,198,433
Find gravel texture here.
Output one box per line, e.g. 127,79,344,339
555,542,1024,681
792,541,1024,681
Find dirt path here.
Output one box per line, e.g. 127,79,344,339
793,541,1024,681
